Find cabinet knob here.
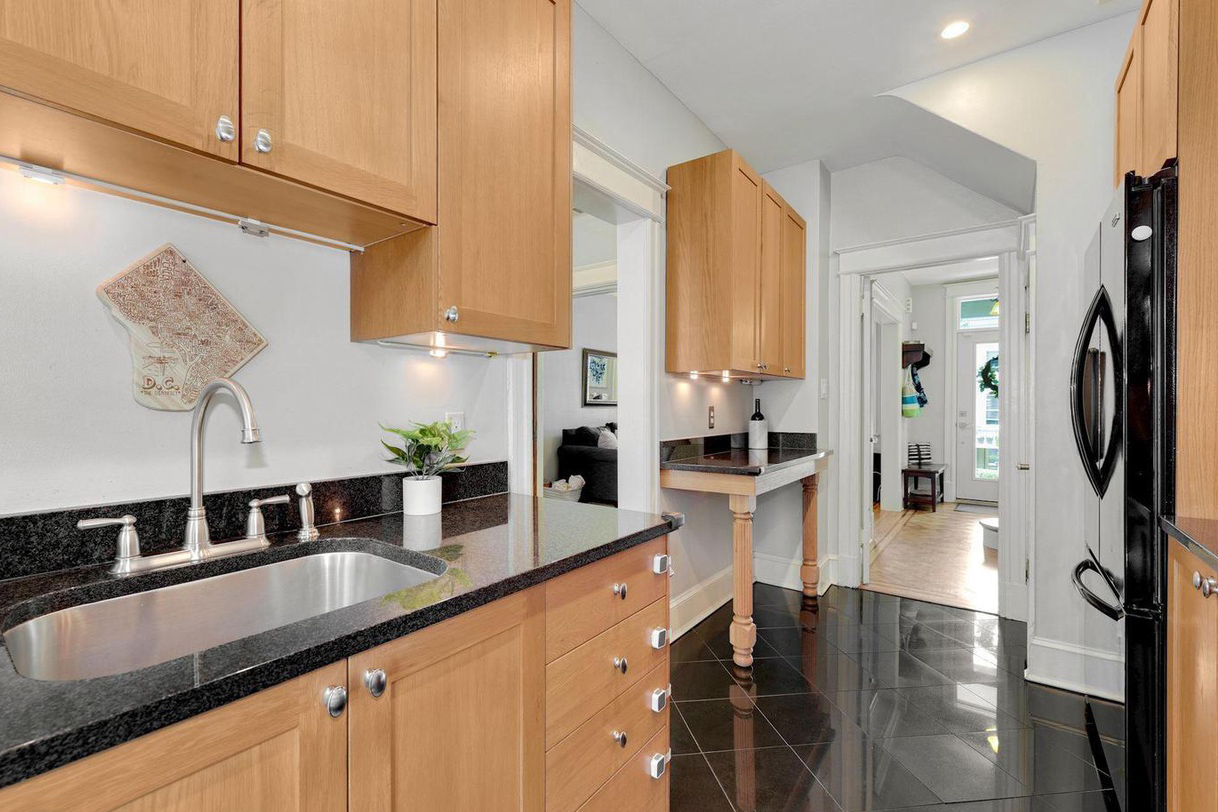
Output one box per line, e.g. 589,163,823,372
215,115,236,142
254,129,273,153
444,305,460,323
323,685,348,718
1205,577,1217,599
613,656,629,674
612,730,628,748
784,366,792,374
364,668,388,698
613,582,628,600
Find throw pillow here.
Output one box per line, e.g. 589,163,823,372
597,428,619,449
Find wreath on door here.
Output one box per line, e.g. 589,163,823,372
977,355,999,398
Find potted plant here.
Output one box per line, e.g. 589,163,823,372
381,420,475,515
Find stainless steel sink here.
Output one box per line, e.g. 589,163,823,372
4,551,442,681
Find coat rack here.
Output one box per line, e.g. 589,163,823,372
902,342,933,370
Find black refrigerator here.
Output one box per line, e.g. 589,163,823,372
1069,163,1176,812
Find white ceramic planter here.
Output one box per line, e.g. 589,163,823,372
402,476,442,516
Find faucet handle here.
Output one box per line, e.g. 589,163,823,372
296,482,320,542
246,494,290,542
78,515,141,573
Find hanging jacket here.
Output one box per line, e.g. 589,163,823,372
910,365,929,408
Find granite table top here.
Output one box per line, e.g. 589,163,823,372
0,494,670,789
660,447,833,476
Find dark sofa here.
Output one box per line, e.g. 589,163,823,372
556,423,618,505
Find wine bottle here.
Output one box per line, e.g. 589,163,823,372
749,398,768,450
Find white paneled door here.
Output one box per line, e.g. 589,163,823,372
955,329,999,503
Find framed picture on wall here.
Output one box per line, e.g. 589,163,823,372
582,349,618,406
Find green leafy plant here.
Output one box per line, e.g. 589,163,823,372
381,421,475,479
977,356,999,398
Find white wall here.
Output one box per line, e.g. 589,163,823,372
888,12,1137,697
540,294,617,483
0,171,508,515
574,5,739,624
905,282,950,462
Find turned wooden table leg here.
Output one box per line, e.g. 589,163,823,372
729,494,758,668
729,680,757,811
801,474,820,599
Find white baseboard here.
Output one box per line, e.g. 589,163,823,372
1025,635,1124,703
670,566,733,639
753,551,803,592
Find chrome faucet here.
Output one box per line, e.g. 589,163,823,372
184,378,262,561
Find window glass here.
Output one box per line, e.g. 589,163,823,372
959,296,999,330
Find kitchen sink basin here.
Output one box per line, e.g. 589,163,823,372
4,551,442,681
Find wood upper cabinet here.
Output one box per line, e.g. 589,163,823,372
347,587,546,812
1167,541,1218,812
349,0,572,352
781,203,808,378
0,0,239,159
667,149,807,379
1115,0,1179,182
1116,36,1143,184
241,0,437,221
0,662,348,812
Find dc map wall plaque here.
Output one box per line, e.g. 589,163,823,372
97,243,267,411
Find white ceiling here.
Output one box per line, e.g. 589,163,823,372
576,0,1138,174
887,256,1001,288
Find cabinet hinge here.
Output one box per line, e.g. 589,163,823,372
1024,312,1031,334
1025,560,1030,583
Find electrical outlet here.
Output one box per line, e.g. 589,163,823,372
445,411,465,431
708,405,715,430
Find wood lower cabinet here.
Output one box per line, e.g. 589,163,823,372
0,662,348,812
348,587,546,812
349,0,573,352
241,0,437,221
666,149,808,380
0,0,239,160
1168,541,1218,812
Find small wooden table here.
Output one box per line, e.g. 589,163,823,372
902,464,946,511
660,449,833,668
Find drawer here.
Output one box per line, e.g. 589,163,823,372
547,596,669,747
577,725,670,812
547,659,671,812
547,535,669,662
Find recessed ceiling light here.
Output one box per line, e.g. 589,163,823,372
940,21,970,40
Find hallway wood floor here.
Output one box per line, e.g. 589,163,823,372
864,503,999,614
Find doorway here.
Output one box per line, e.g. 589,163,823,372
856,264,1008,614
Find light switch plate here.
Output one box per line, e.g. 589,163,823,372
445,411,465,431
708,405,715,429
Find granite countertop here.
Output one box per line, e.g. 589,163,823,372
0,494,670,789
661,448,833,476
1163,515,1218,571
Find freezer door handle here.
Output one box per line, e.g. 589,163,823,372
1072,558,1125,621
1069,285,1123,498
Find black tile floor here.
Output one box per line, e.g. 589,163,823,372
669,584,1125,812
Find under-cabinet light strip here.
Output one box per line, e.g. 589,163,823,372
0,155,366,253
375,340,500,358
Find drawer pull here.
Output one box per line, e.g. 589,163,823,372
613,582,628,600
652,553,670,575
613,730,628,748
648,750,671,779
613,656,629,674
649,685,671,713
649,627,669,649
323,686,347,718
364,668,387,698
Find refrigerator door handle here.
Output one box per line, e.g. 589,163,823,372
1069,285,1124,498
1072,558,1125,621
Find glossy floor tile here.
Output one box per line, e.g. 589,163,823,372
669,584,1122,812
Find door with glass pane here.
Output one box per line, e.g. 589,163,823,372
956,329,1000,502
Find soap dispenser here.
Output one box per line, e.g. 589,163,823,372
749,398,768,450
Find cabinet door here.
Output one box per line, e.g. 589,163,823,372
1115,36,1142,184
1140,0,1178,178
349,587,545,812
0,663,347,812
241,0,437,221
780,204,807,378
1168,541,1218,812
759,183,785,376
729,155,763,373
0,0,238,159
433,0,572,348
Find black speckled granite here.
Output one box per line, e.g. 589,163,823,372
0,493,669,789
660,432,822,475
0,462,508,581
1163,515,1218,571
